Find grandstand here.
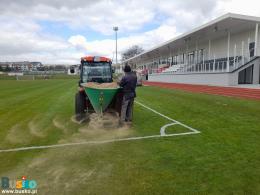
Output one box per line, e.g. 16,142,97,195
124,13,260,86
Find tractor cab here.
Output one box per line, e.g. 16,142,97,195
80,56,113,84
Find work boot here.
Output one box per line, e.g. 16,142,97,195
118,120,124,128
125,121,132,126
118,121,128,128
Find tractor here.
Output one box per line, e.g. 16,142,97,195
75,56,123,121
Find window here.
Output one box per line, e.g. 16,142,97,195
175,55,178,65
188,51,195,65
249,42,255,57
198,49,204,62
181,53,185,64
82,62,112,83
161,58,166,64
169,57,172,65
172,56,178,65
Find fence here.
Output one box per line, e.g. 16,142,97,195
0,73,79,80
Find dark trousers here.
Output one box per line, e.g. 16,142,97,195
120,96,134,122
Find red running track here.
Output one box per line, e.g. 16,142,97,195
144,81,260,100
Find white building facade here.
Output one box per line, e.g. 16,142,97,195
125,13,260,86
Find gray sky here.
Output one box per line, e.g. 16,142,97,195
0,0,260,64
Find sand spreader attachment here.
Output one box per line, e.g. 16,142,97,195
83,84,120,114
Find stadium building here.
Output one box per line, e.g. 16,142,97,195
125,13,260,86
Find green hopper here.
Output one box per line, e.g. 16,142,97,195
84,86,120,114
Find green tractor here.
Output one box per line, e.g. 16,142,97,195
75,56,123,121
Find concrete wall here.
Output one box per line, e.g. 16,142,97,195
253,59,260,84
148,72,232,86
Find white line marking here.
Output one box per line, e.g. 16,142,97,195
0,133,197,153
135,101,179,123
135,101,201,134
160,123,177,136
0,101,201,153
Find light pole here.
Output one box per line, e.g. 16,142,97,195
113,26,119,68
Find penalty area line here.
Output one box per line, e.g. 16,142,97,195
134,100,201,135
0,132,198,153
0,101,200,153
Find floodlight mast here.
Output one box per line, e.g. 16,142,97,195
113,26,119,70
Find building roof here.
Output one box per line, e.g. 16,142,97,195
125,13,260,64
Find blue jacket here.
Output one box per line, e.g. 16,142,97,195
119,72,137,99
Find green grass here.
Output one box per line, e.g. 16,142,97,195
0,80,260,194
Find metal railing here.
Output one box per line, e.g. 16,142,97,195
150,54,254,74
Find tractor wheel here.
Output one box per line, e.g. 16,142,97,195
75,92,86,121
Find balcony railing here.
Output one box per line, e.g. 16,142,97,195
148,55,255,75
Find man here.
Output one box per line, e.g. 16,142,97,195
119,64,137,125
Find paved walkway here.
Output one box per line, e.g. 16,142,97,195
144,81,260,100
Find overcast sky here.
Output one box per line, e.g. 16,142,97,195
0,0,260,64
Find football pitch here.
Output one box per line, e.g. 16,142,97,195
0,79,260,194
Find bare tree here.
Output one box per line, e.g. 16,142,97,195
121,45,144,61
